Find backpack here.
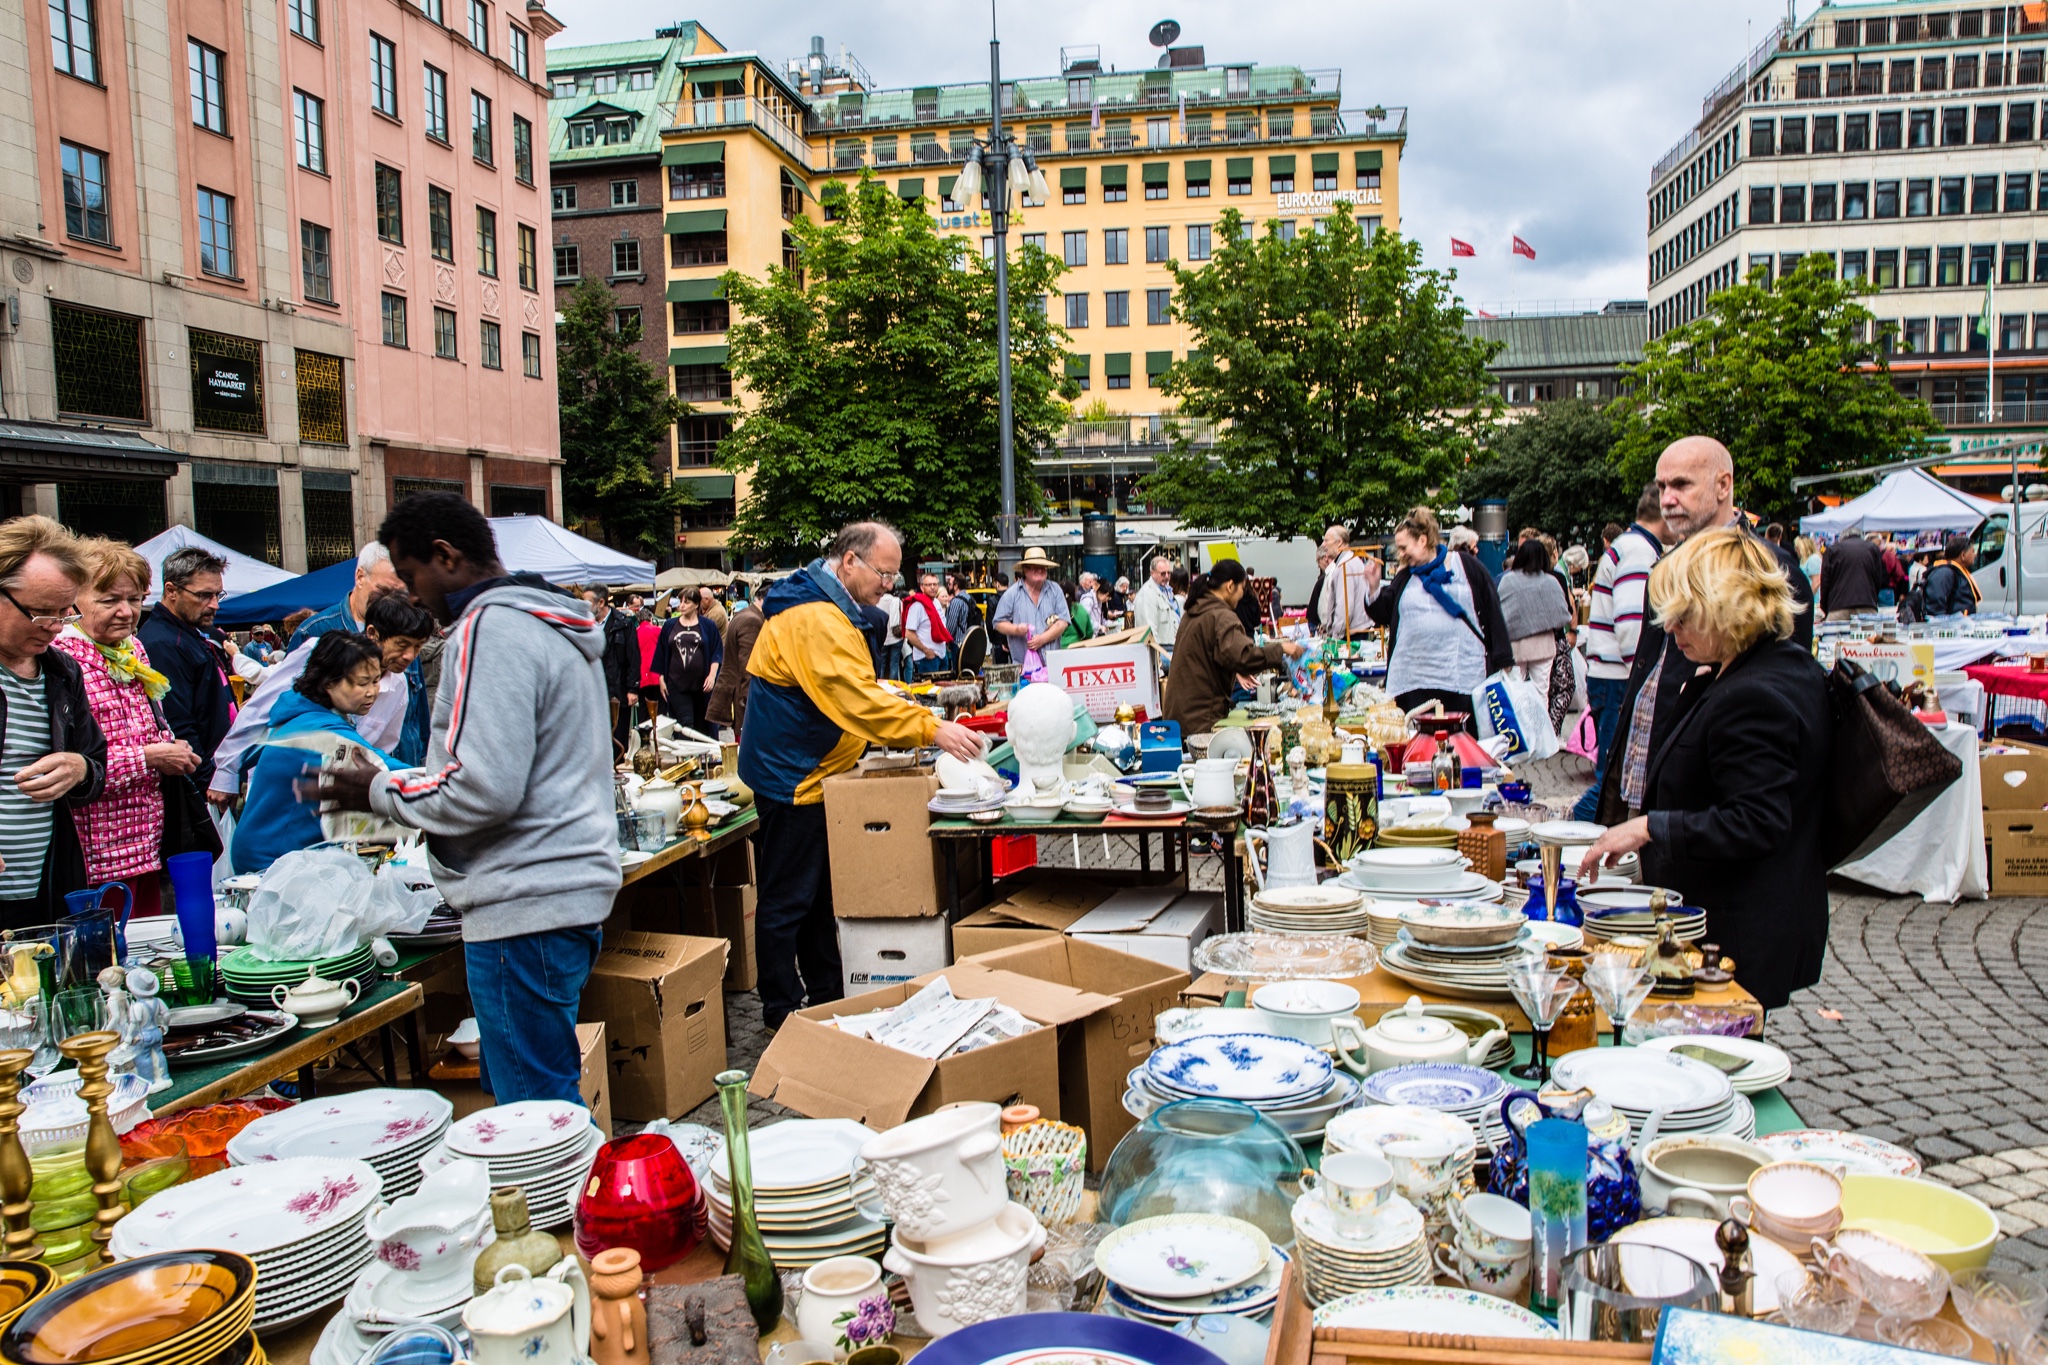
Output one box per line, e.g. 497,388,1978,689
662,620,707,691
1822,658,1962,866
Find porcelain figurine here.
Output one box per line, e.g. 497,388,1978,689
120,969,170,1094
588,1248,649,1365
1005,683,1075,797
96,968,133,1079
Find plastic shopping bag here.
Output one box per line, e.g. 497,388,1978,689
1472,670,1561,762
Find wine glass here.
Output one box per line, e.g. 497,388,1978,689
1775,1270,1861,1336
1506,961,1579,1083
1953,1267,2048,1364
1583,959,1654,1048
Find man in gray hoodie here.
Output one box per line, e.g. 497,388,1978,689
319,492,618,1106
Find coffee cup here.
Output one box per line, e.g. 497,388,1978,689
1729,1160,1843,1243
1382,1138,1459,1204
1453,1192,1533,1259
1435,1237,1531,1302
1301,1150,1393,1235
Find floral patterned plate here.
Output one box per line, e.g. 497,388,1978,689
1143,1033,1333,1102
447,1099,590,1157
226,1088,452,1165
1754,1129,1923,1178
1118,1247,1291,1316
1095,1213,1272,1299
1313,1286,1557,1337
108,1156,383,1257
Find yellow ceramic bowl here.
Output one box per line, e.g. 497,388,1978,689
0,1251,256,1365
1838,1173,1999,1272
0,1265,56,1337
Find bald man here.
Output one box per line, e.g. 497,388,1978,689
1592,436,1814,826
1318,526,1373,642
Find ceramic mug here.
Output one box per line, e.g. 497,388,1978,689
1176,758,1238,809
856,1102,1006,1243
1301,1151,1393,1235
794,1256,888,1360
1453,1192,1534,1259
1435,1237,1531,1302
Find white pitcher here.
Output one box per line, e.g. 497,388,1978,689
1177,757,1238,809
1244,821,1328,891
463,1261,590,1365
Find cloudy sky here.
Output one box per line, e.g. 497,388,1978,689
551,0,1802,313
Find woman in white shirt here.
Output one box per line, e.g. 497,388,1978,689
1362,506,1514,724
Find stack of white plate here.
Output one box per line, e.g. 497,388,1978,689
1142,1033,1337,1110
1322,1105,1479,1187
1359,1064,1513,1151
1104,1247,1291,1324
1290,1192,1432,1305
706,1118,885,1270
1247,885,1371,936
1338,863,1503,902
109,1155,383,1330
420,1100,604,1229
1551,1049,1755,1141
1529,820,1607,847
1375,922,1581,1001
1095,1215,1281,1322
1123,1065,1361,1141
1580,889,1706,943
1640,1034,1791,1095
226,1089,452,1200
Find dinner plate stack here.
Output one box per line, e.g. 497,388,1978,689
1338,870,1503,902
1322,1106,1480,1188
1290,1192,1433,1305
219,946,378,1005
1247,885,1372,937
1103,1247,1291,1324
1550,1049,1754,1141
225,1089,453,1200
420,1100,605,1229
1141,1033,1338,1111
1639,1034,1791,1095
1094,1215,1282,1324
108,1155,383,1330
705,1118,885,1270
1579,889,1707,944
1359,1064,1513,1152
1122,1065,1361,1142
1374,922,1582,1001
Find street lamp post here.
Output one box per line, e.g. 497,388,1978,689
955,18,1047,580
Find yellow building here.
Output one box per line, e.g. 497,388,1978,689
655,40,1405,567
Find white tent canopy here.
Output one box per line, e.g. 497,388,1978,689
1799,468,2000,537
487,516,654,585
134,526,298,603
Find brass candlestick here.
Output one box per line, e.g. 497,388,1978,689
57,1030,123,1262
0,1049,36,1261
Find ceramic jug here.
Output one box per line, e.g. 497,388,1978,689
1243,821,1328,892
633,779,684,837
1176,758,1238,809
1487,1092,1641,1244
464,1261,591,1365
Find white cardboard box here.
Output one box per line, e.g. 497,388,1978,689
1065,891,1222,974
1042,642,1164,722
839,915,952,995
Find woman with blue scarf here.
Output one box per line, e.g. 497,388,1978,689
1363,506,1513,725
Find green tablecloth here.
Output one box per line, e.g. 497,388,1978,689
1499,1033,1802,1134
150,977,418,1109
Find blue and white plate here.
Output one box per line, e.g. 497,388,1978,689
911,1311,1233,1365
1110,1247,1292,1320
1360,1062,1509,1111
1143,1033,1334,1103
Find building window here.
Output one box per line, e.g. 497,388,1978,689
509,116,531,184
2007,243,2031,284
1146,287,1171,325
1842,181,1869,219
553,185,576,212
1809,183,1835,221
433,306,458,358
1958,54,1982,88
507,23,527,78
1937,316,1962,353
673,364,731,401
1874,249,1899,288
554,243,579,280
1940,177,1965,214
479,319,501,369
1907,178,1932,216
671,299,729,334
2011,173,2035,212
288,0,318,43
521,331,541,378
1877,110,1902,149
475,206,497,275
50,304,144,420
1104,291,1130,326
677,414,728,465
1841,113,1868,151
375,164,402,242
1187,168,1210,196
611,179,638,206
2038,244,2048,283
1104,228,1128,265
59,142,110,244
1749,118,1774,155
1106,356,1130,390
612,307,638,335
1021,232,1046,255
1313,163,1337,192
295,351,344,445
188,39,226,133
516,223,536,289
1780,185,1806,222
1065,293,1089,328
1144,226,1170,263
428,185,452,260
466,0,487,52
1906,246,1930,287
471,92,492,163
1063,180,1085,205
1972,243,1996,285
381,294,407,347
1063,231,1086,267
1842,250,1868,281
1104,176,1127,204
292,91,326,172
1973,174,1999,212
1812,115,1838,152
300,221,333,302
1874,180,1899,218
611,239,639,275
1780,117,1807,154
196,187,235,276
370,33,397,117
1187,224,1211,261
669,162,724,199
670,230,726,267
50,0,97,81
188,328,263,434
1939,245,1963,286
1748,185,1775,224
423,64,448,140
1909,109,1934,148
1903,318,1930,353
1977,103,2002,142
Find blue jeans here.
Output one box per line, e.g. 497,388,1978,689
1572,676,1630,821
466,925,603,1106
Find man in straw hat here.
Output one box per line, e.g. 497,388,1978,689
990,547,1070,665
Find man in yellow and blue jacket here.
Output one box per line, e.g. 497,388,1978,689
739,521,984,1028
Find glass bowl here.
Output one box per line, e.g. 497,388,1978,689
573,1131,704,1272
1098,1098,1307,1245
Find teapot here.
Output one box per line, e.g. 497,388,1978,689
464,1261,591,1365
1330,997,1508,1076
1243,820,1329,891
271,967,361,1027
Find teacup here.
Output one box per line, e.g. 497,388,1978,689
1453,1192,1534,1259
1383,1138,1459,1204
1301,1151,1393,1235
1730,1161,1843,1243
1435,1237,1531,1302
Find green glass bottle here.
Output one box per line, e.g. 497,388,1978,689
716,1068,783,1333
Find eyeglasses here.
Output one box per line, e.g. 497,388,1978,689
169,584,226,603
0,586,78,629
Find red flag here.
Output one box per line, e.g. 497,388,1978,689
1477,309,1497,319
1512,236,1536,260
1450,238,1475,257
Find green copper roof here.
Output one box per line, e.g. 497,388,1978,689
1465,312,1648,374
548,33,699,164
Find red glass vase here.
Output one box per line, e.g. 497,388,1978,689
573,1132,705,1271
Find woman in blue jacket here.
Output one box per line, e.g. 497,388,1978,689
231,632,396,874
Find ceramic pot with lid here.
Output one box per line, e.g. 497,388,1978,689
1331,996,1508,1076
463,1261,590,1365
269,968,359,1027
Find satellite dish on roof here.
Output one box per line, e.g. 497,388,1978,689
1148,18,1181,47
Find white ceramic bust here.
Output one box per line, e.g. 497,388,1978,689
1007,682,1076,795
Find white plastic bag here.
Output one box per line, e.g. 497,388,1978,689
246,848,437,961
1472,670,1561,762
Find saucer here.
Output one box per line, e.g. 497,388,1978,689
349,1260,473,1328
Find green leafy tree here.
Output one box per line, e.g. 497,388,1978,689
1144,209,1503,538
719,174,1071,560
1459,399,1632,548
1608,255,1940,519
555,279,692,557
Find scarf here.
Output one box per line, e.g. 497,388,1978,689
1413,547,1476,630
95,637,171,701
906,592,953,645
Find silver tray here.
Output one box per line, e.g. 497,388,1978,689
167,1009,300,1065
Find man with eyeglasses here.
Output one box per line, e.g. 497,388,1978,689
740,521,985,1031
138,547,234,789
0,517,106,928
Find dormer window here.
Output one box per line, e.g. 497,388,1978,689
568,120,596,147
593,72,618,94
628,69,654,90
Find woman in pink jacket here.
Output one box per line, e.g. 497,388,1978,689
51,540,200,919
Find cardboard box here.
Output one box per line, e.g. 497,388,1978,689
839,915,951,995
1984,741,2048,810
952,872,1116,957
576,1021,612,1138
823,767,946,918
958,938,1189,1169
1067,890,1223,974
1043,641,1163,722
706,837,754,887
683,884,758,992
750,966,1097,1127
1991,810,2048,894
579,931,728,1122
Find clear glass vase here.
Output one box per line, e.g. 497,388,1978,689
716,1069,782,1333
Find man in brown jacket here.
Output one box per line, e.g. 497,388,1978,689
707,598,764,739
